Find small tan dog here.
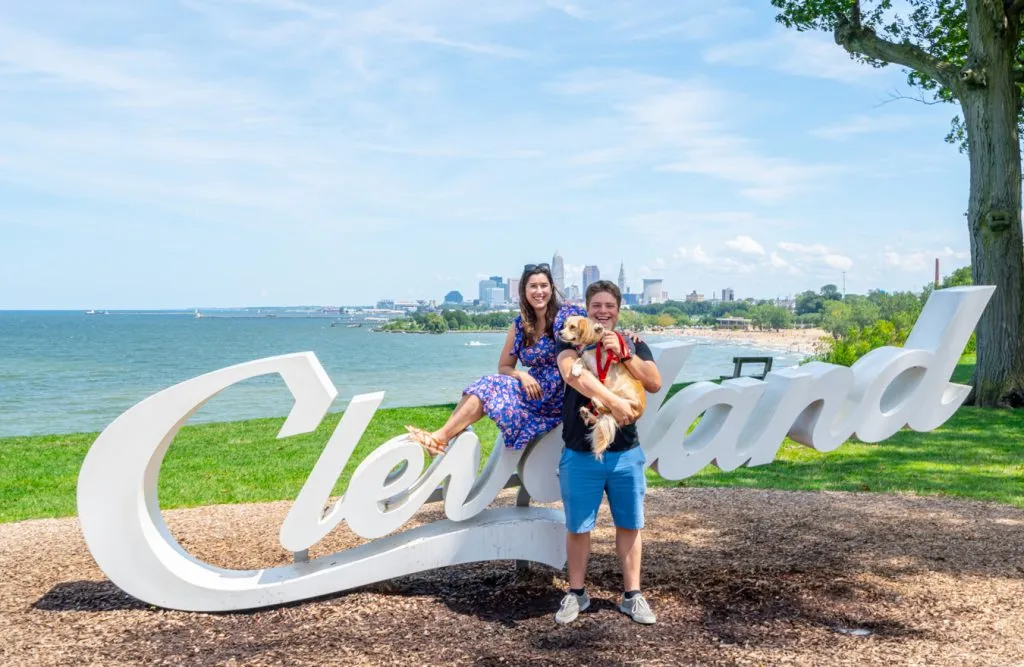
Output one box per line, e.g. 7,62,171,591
559,315,646,460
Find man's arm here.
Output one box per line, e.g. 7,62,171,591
557,349,634,425
623,342,661,393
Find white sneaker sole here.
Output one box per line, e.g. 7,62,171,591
618,603,656,624
555,598,590,625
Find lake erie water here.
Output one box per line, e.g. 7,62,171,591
0,311,807,438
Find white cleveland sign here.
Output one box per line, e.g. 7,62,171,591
76,286,993,611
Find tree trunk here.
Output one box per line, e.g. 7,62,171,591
961,1,1024,407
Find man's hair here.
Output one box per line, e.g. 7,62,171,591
585,280,621,307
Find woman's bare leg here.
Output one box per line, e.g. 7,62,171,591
433,393,484,443
406,394,486,454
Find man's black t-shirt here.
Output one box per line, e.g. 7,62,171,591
557,335,655,453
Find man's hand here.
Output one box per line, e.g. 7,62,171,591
601,331,625,357
608,395,633,426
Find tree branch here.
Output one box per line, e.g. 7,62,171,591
1008,0,1024,20
875,89,947,107
833,3,961,95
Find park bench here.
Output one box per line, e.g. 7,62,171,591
721,355,773,381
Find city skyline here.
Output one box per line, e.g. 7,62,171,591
440,251,819,310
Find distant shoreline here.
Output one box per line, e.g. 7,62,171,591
655,326,829,356
374,328,507,334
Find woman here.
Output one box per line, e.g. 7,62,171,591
406,263,585,455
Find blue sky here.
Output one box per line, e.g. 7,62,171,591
0,0,971,309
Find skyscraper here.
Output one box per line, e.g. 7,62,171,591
642,278,664,305
583,265,600,293
617,262,627,293
478,279,497,303
722,287,735,302
508,278,520,304
552,251,565,294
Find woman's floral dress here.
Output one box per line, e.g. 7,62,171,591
463,303,586,450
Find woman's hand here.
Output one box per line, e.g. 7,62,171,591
518,371,542,400
622,329,645,345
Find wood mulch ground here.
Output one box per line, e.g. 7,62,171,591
2,487,1023,666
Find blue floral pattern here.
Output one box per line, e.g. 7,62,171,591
464,302,586,450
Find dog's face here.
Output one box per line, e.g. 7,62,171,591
559,315,605,346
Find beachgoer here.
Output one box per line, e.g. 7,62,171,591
552,280,662,626
405,263,585,455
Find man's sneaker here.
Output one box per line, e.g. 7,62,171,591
554,591,590,625
619,593,656,624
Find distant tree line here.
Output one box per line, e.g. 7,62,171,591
818,267,974,366
378,310,516,334
626,299,797,330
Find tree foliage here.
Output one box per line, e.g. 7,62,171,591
771,0,1024,150
820,268,975,365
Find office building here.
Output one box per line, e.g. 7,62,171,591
485,287,505,306
642,278,664,305
722,287,735,302
507,278,520,304
583,265,600,293
552,251,565,294
478,279,497,303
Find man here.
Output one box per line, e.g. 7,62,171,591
553,280,662,625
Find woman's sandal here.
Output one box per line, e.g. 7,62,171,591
404,425,475,455
404,425,449,455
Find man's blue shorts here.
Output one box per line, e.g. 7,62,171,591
558,446,646,534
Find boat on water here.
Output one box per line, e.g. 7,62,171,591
464,340,490,347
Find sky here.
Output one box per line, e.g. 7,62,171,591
0,0,973,309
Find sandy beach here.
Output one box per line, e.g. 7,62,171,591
653,326,830,357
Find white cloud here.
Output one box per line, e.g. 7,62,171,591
622,210,793,238
777,241,831,256
671,245,713,265
882,246,970,273
546,0,589,20
775,241,854,274
810,114,919,141
724,234,765,256
703,30,882,85
553,70,836,204
770,251,801,275
824,254,854,271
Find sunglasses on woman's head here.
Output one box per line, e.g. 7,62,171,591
524,263,550,272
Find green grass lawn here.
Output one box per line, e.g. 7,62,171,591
2,353,1019,523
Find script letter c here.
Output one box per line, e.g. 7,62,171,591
77,352,337,611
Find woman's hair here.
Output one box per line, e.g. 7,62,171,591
518,264,563,346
